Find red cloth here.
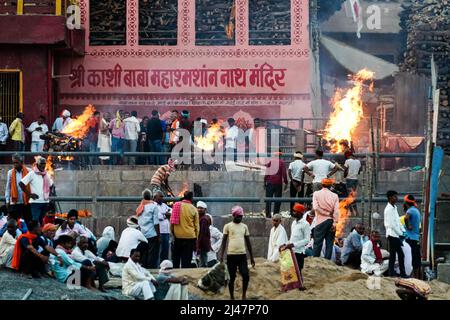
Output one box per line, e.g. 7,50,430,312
264,159,288,185
372,240,382,261
170,199,192,225
11,232,38,270
135,199,153,217
197,215,212,252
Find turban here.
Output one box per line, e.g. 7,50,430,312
293,203,305,213
36,156,47,165
126,216,139,228
321,178,334,187
196,201,207,209
159,260,174,274
181,110,190,118
231,206,244,217
294,152,303,159
404,195,417,207
42,223,57,232
62,110,71,117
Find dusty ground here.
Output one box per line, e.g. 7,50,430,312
2,258,450,300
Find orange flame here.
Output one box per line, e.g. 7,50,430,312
325,69,374,153
45,156,55,179
56,209,92,219
61,105,96,139
177,181,189,197
195,122,224,151
335,191,356,238
57,155,74,161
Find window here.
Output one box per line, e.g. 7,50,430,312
89,0,127,46
196,0,235,46
139,0,178,45
0,71,22,126
249,0,291,46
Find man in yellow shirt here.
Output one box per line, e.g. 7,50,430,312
219,206,255,300
9,112,25,151
170,191,199,268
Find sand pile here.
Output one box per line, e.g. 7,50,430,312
174,258,450,300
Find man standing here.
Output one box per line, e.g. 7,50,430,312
52,109,72,133
341,223,365,269
147,110,164,165
288,151,306,212
403,194,421,279
138,192,161,269
123,111,141,165
85,111,101,165
196,201,211,267
344,151,361,193
5,154,31,223
264,150,288,218
109,110,125,165
283,203,310,290
312,178,339,259
19,156,54,224
225,118,239,161
0,116,9,158
267,214,288,262
9,112,25,151
170,191,199,268
154,191,171,263
168,110,180,149
27,115,48,152
384,190,407,278
219,206,255,300
98,112,112,164
304,149,339,192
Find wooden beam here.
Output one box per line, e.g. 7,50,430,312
55,0,62,16
17,0,23,15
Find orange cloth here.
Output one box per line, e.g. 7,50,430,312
293,203,305,213
404,195,417,207
10,166,30,205
11,232,38,270
42,223,57,232
135,199,154,217
321,178,335,187
56,210,92,219
169,119,179,144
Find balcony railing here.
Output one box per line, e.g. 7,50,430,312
0,0,65,16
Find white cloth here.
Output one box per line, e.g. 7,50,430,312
52,117,72,132
0,231,17,266
361,240,389,276
395,240,413,276
97,226,116,256
122,258,156,300
27,122,48,142
225,125,239,149
164,283,189,300
289,160,306,182
71,246,104,263
307,159,336,183
157,202,170,234
267,225,288,262
0,122,8,143
289,219,311,254
55,223,89,240
344,158,361,180
116,227,148,258
123,116,141,140
207,225,223,263
20,171,54,204
98,119,111,160
384,203,405,238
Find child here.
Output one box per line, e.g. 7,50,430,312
219,206,255,300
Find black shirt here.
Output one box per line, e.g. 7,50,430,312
147,118,164,141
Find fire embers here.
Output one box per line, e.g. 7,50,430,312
335,191,357,238
61,105,96,139
324,69,375,153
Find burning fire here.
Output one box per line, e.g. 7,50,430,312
177,181,189,197
195,122,224,151
45,156,55,179
57,155,74,161
61,105,96,139
335,191,356,238
325,69,374,152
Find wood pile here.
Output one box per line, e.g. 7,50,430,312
399,0,450,149
139,0,177,45
89,0,126,46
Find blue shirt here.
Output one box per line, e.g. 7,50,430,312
0,122,8,143
5,169,27,204
52,248,82,283
138,203,160,239
0,219,27,237
405,206,421,241
155,273,171,300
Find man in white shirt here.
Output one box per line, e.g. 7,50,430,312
0,116,8,159
361,231,389,276
71,236,110,292
225,118,239,162
123,111,141,165
304,149,340,192
27,115,48,152
344,152,361,192
288,151,306,212
154,191,171,263
384,190,407,278
52,109,72,133
122,249,158,300
116,216,148,260
267,214,288,262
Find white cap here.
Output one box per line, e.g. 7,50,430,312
200,119,208,125
196,201,207,209
62,110,71,117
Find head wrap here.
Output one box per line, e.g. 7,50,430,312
294,152,303,159
127,216,139,228
42,223,57,233
181,110,190,118
272,213,282,221
200,119,207,125
159,260,174,274
231,206,244,217
321,178,334,187
167,158,178,172
62,110,71,117
293,203,305,213
36,156,47,165
196,201,207,209
404,195,417,207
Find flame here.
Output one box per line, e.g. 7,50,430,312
45,156,55,179
335,191,356,238
325,69,374,153
56,209,92,219
177,181,189,197
61,105,96,139
195,122,224,151
57,155,74,161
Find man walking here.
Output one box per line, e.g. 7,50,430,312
5,154,31,223
384,190,407,278
27,115,48,152
196,201,211,267
170,191,199,268
403,194,421,278
9,112,25,151
147,110,164,165
264,150,288,218
312,178,339,259
138,189,160,269
123,111,141,165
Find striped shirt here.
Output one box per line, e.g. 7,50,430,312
151,165,171,186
